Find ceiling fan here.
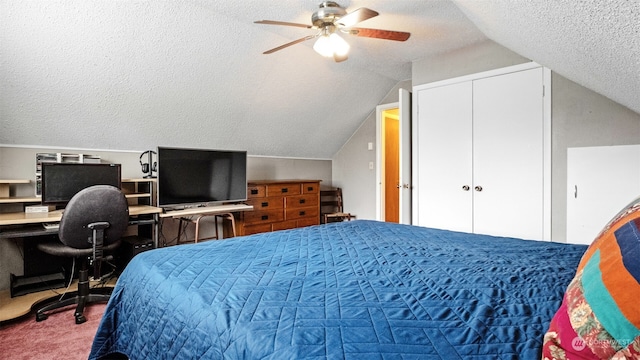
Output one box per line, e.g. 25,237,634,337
255,1,411,62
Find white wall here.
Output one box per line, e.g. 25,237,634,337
412,40,531,85
551,74,640,240
333,40,640,241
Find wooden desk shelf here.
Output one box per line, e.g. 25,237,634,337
0,179,33,201
122,178,156,205
0,196,41,204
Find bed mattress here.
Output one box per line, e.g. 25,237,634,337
90,220,586,359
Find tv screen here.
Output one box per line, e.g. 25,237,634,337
157,147,247,209
41,163,122,205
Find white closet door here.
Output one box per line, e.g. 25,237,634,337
567,145,640,245
416,81,473,232
472,67,544,240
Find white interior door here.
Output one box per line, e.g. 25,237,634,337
472,67,544,240
415,81,473,232
567,145,640,244
399,88,412,225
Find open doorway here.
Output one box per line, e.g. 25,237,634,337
376,89,411,224
380,107,400,223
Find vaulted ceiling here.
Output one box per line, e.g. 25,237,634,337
1,1,638,158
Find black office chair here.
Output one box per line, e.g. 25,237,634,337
34,185,129,324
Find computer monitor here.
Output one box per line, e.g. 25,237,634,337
40,163,122,205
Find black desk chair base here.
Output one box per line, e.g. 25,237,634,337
34,238,121,324
35,283,113,324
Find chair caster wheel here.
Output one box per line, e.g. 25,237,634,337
36,313,48,322
75,315,87,324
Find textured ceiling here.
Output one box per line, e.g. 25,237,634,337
453,0,640,117
1,0,638,159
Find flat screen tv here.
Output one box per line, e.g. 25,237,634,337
41,163,122,205
157,147,247,209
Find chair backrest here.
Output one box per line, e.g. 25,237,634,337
320,188,344,213
58,185,129,249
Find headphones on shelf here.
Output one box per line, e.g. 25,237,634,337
139,150,157,176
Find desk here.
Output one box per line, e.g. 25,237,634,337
0,204,162,301
0,205,162,247
160,204,253,243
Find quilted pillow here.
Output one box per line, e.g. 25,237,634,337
542,197,640,359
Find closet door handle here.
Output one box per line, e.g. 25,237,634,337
462,185,470,191
474,186,483,192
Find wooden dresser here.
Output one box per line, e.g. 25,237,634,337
234,180,321,236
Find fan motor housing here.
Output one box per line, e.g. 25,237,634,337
312,1,347,27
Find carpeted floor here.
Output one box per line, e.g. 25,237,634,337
0,303,106,360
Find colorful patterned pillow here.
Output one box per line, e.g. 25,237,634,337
542,197,640,359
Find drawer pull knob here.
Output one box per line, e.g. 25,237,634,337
299,211,305,216
261,202,269,207
251,189,259,195
261,215,269,220
299,199,305,204
281,188,288,193
307,187,313,191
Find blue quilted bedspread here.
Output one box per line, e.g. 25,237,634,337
89,220,586,359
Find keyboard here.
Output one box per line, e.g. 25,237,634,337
42,222,60,230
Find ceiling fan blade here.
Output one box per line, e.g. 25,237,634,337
262,35,318,54
349,28,410,41
336,7,378,28
254,20,313,29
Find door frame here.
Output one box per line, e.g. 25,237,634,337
375,102,399,221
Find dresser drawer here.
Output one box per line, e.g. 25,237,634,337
243,223,273,235
247,185,266,198
272,220,298,231
243,209,284,225
285,206,318,221
266,183,301,197
286,194,318,209
297,217,320,227
302,182,319,194
236,180,321,236
246,197,284,210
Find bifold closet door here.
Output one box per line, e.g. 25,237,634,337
472,67,544,240
416,81,473,233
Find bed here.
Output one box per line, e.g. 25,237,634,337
89,220,587,359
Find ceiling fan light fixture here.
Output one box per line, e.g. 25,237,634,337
330,33,350,56
256,2,410,59
313,34,333,57
313,32,350,58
